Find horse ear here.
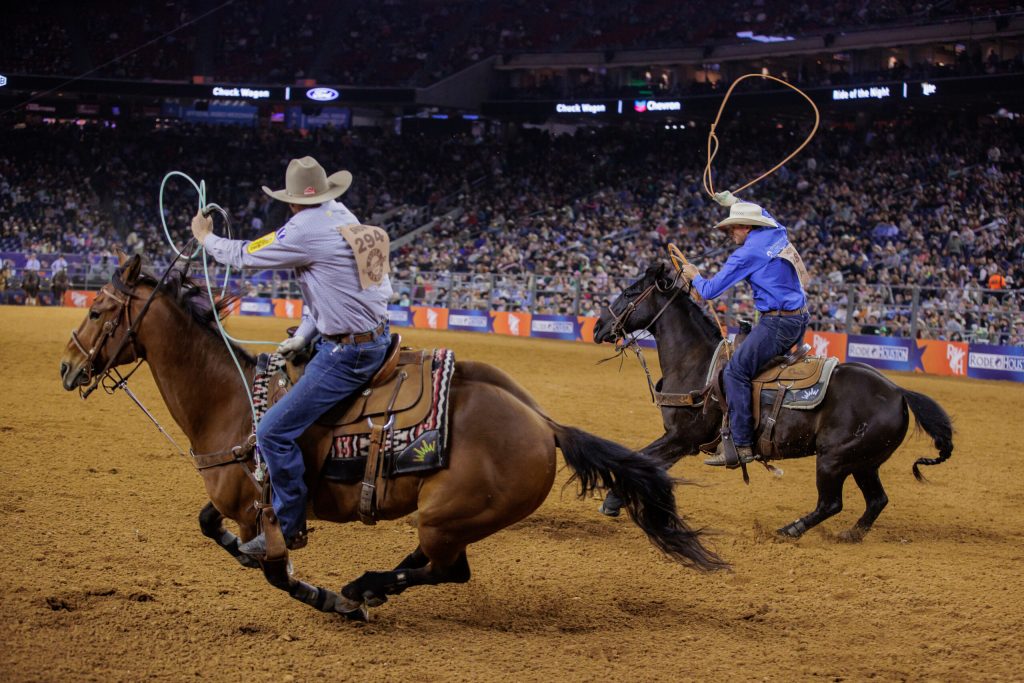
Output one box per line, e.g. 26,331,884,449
122,254,142,284
115,248,129,265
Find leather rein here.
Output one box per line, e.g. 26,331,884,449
603,269,723,409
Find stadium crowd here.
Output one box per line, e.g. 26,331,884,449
2,1,1017,87
1,110,1021,345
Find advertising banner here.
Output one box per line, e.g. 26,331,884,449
272,298,303,319
577,316,598,343
805,330,848,361
239,298,274,316
411,306,449,331
845,334,921,372
918,340,969,377
387,305,412,328
490,311,532,337
529,314,579,341
447,309,490,333
966,343,1024,382
64,290,98,308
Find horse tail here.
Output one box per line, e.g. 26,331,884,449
549,421,727,572
901,389,954,482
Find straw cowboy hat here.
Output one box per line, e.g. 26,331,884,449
713,201,780,230
262,156,352,205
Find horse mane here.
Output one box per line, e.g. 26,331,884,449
120,262,256,366
657,262,724,344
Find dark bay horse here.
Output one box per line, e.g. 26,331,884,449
51,269,69,306
22,269,41,305
592,263,954,541
60,254,724,619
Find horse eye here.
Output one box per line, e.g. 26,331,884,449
89,310,100,320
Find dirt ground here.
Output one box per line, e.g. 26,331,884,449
1,306,1022,682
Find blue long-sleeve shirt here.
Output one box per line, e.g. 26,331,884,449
691,225,806,312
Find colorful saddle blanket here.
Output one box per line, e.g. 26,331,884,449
323,348,456,482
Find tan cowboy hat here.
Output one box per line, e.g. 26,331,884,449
262,156,352,205
713,201,779,230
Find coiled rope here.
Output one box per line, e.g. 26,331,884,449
159,171,279,426
670,73,820,344
702,73,820,199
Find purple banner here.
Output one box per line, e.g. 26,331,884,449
845,334,923,372
238,298,274,317
447,309,490,333
529,314,580,341
387,305,412,328
966,344,1024,382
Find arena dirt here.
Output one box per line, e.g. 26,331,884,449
1,307,1021,682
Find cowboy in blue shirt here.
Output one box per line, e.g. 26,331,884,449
681,195,809,467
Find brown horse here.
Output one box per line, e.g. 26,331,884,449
51,269,70,306
60,254,724,619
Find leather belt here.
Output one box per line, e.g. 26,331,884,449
322,321,387,346
762,307,806,317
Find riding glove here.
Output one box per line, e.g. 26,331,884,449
277,335,306,359
713,191,739,207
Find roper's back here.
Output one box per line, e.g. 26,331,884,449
290,200,392,333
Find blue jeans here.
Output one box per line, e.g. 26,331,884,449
256,329,390,538
723,312,809,446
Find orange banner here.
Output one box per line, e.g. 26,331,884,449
918,340,968,376
490,311,532,336
577,316,598,343
272,298,303,319
64,290,97,308
804,330,847,361
411,306,449,331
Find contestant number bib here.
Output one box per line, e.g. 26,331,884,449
337,224,390,289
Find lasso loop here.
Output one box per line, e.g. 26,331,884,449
702,73,820,199
158,171,281,428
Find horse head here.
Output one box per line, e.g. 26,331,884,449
593,262,685,344
60,251,147,392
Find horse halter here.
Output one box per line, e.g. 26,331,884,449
70,250,192,400
605,269,689,345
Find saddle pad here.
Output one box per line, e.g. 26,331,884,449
758,357,839,413
325,348,456,481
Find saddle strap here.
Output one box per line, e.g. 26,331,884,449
757,386,789,460
654,389,706,408
358,423,388,525
258,481,288,561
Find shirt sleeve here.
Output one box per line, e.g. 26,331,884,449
203,223,310,270
692,246,757,300
295,303,317,341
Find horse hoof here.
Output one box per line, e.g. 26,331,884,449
837,528,865,543
340,605,369,622
362,591,388,608
776,525,802,539
598,502,621,518
235,554,260,569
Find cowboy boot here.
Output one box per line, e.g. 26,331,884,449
703,433,755,467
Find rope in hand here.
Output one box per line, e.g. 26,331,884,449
669,73,819,347
702,73,820,199
159,171,280,428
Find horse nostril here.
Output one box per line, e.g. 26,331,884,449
60,362,69,379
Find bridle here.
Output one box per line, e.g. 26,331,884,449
604,267,690,346
70,251,190,400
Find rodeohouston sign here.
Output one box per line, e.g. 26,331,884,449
51,294,1024,383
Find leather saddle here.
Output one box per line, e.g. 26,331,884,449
707,343,834,459
271,333,436,437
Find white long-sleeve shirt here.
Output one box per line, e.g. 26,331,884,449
203,199,392,340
